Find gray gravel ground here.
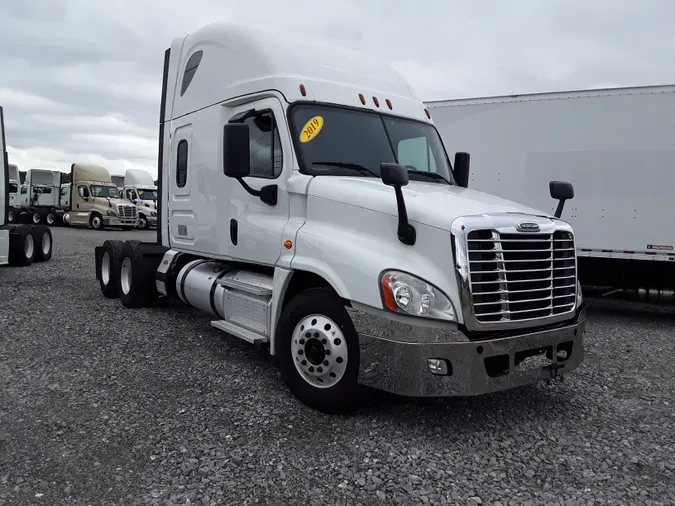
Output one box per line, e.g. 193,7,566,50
1,226,674,506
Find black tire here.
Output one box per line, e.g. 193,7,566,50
45,211,57,226
7,209,16,223
33,225,53,262
30,211,41,225
138,214,149,230
99,240,125,298
276,287,367,414
118,240,157,308
8,225,36,266
89,212,104,230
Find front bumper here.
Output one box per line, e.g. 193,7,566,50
103,217,138,227
349,304,587,397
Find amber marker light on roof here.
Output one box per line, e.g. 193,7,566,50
385,99,392,110
359,93,366,105
299,84,307,96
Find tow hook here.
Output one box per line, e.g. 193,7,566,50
544,361,565,381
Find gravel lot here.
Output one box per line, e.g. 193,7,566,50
1,226,674,506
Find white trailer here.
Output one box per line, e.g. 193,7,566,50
92,22,587,414
426,85,675,294
0,106,54,266
121,168,158,229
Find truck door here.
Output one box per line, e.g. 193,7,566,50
225,97,292,266
69,184,91,226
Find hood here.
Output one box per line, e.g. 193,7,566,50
100,197,134,208
139,200,157,209
308,177,552,230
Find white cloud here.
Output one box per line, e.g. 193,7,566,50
2,0,675,177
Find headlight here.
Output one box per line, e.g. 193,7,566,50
151,211,157,217
106,210,118,217
577,280,583,307
379,270,456,321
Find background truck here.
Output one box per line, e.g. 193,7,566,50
62,163,139,230
7,163,19,223
1,106,54,267
426,85,675,297
120,168,158,229
17,168,63,225
92,22,586,414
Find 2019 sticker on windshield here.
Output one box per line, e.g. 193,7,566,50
299,116,324,143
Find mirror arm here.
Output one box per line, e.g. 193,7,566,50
235,177,278,206
554,199,566,219
393,187,416,245
236,177,260,198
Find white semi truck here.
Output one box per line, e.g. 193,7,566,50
17,168,63,225
1,106,54,266
7,163,19,223
93,23,586,414
426,85,675,297
121,168,158,229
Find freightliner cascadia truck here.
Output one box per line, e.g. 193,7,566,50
1,106,54,267
92,23,586,413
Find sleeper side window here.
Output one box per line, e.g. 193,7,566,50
180,50,203,97
176,140,188,188
243,111,283,179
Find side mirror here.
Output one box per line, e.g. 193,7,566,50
380,162,409,187
223,123,251,178
380,163,415,246
549,181,574,218
453,152,470,188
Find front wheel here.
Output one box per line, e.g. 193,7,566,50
90,213,103,230
138,215,149,229
276,287,367,414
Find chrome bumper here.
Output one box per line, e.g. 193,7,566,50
103,217,138,227
349,304,586,397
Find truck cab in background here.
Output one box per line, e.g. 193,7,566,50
1,106,54,266
122,168,158,229
93,22,586,414
17,169,63,225
63,163,139,230
7,163,19,223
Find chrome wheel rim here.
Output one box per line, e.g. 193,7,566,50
24,233,34,259
41,232,51,256
101,251,110,286
120,257,132,295
291,314,348,388
92,216,101,229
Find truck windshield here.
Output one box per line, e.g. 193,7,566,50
90,185,120,198
9,183,18,193
137,189,158,201
289,104,455,184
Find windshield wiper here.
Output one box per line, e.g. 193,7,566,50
406,170,451,185
312,161,379,178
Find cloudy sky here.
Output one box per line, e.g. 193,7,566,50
2,0,675,178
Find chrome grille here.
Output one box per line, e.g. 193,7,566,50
117,205,137,218
466,229,577,324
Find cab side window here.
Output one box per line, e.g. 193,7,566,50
78,185,90,198
244,112,283,179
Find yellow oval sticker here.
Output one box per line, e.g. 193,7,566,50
299,116,324,143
